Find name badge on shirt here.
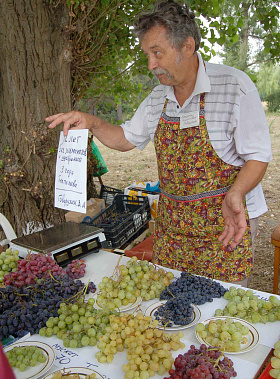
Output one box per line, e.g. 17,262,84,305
180,111,199,129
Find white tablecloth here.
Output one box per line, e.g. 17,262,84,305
29,250,280,379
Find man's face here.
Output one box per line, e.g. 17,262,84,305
141,25,187,86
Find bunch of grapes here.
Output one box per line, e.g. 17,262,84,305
164,344,237,379
3,252,66,287
269,340,280,378
5,345,46,372
0,248,20,283
66,259,86,279
96,256,174,310
39,298,117,348
214,286,280,323
154,297,194,327
160,272,228,305
156,272,227,327
0,275,96,339
196,318,250,352
95,312,185,378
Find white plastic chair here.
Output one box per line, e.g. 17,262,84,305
0,213,17,247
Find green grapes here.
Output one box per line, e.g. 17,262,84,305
196,318,250,352
269,340,280,378
0,248,19,282
5,345,46,371
39,299,119,348
96,256,174,310
215,286,280,324
95,312,184,378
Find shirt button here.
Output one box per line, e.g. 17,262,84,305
177,105,179,109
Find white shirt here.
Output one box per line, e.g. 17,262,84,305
121,53,272,218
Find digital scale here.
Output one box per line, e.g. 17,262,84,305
9,222,106,266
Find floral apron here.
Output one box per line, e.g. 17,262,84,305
152,93,253,282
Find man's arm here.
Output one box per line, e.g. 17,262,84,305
46,111,135,152
218,160,268,248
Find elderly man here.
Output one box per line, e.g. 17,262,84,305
46,0,272,286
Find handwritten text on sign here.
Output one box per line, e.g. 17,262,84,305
54,130,88,213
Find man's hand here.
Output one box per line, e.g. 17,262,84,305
45,111,94,136
218,191,247,248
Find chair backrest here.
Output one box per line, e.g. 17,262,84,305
0,213,17,244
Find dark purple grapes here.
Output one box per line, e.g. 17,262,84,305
154,297,194,326
160,272,228,306
0,274,96,339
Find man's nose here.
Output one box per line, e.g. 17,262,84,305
148,57,158,71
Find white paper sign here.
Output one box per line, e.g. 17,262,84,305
54,130,88,213
180,110,199,129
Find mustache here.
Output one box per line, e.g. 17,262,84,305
151,68,170,76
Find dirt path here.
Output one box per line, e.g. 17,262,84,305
94,114,280,293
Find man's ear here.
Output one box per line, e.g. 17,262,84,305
182,37,196,57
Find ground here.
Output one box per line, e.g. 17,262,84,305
94,113,280,294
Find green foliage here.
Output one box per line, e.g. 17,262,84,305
45,0,279,112
256,63,280,100
256,62,280,113
266,91,280,113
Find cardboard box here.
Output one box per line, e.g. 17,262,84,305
65,198,105,223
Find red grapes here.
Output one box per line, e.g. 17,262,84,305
164,344,237,379
4,253,66,287
66,259,86,279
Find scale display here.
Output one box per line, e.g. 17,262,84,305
9,222,106,266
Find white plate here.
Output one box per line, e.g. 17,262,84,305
195,316,260,354
4,341,55,379
91,292,142,312
44,366,105,379
144,300,201,330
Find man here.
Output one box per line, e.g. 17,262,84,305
46,0,272,285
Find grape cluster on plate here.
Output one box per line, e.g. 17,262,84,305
157,272,227,326
6,345,46,372
154,297,194,327
164,344,237,379
96,256,174,309
196,317,251,352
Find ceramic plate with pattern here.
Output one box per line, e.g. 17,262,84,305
4,341,55,379
195,316,260,354
44,367,105,379
144,300,201,330
91,292,142,312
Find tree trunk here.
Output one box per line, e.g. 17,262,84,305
239,2,250,71
0,0,96,237
117,102,123,121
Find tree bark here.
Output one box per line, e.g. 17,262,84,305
0,0,97,237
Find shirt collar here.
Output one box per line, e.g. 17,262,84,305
163,52,211,102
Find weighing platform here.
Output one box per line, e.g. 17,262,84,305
9,222,106,266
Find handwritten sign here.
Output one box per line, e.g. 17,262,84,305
54,130,88,213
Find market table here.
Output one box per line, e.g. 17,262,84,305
27,249,279,379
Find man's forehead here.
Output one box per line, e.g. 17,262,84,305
141,27,169,50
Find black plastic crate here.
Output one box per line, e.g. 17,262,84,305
99,184,123,206
84,194,151,249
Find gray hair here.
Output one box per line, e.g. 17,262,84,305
134,0,201,51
